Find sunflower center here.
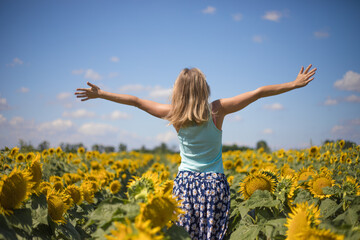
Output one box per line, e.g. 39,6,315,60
245,176,272,196
298,172,313,182
0,172,28,210
48,195,65,221
312,177,332,195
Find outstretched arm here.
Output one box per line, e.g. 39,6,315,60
218,64,317,115
75,82,171,119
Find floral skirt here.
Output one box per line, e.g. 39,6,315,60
172,170,231,240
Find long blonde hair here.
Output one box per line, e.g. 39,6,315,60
166,68,211,129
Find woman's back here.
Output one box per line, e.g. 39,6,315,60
177,111,224,173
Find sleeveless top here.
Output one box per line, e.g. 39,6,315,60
177,113,224,173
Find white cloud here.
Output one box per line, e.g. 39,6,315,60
9,117,25,126
314,30,330,39
118,84,172,100
72,69,84,75
0,114,6,124
84,69,102,81
6,57,23,67
78,122,118,136
156,131,177,142
38,119,73,132
108,72,119,78
202,6,216,14
331,125,345,133
110,56,119,62
263,128,273,134
57,92,72,100
324,97,338,106
252,35,264,43
0,97,9,110
232,13,243,21
105,110,130,120
263,103,284,110
228,114,242,121
19,87,29,93
262,11,282,22
345,94,360,103
149,86,172,99
63,109,96,118
334,71,360,92
351,118,360,125
119,84,146,92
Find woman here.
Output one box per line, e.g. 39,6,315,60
75,64,316,239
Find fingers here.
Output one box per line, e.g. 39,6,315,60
76,88,90,92
304,64,312,74
299,66,304,74
87,82,99,88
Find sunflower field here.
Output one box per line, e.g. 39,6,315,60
0,140,359,240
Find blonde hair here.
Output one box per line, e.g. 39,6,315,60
166,68,211,129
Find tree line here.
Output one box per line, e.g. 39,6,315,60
2,138,357,154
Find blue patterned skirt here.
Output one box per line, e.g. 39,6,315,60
172,170,231,240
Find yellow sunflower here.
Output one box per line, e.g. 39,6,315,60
77,147,85,155
338,139,345,149
55,146,62,156
297,166,316,184
223,160,234,170
9,147,19,158
16,153,26,163
28,157,43,194
46,189,71,224
106,219,163,240
127,171,160,202
285,202,321,240
308,174,335,199
239,172,277,200
109,180,121,194
297,227,344,240
0,167,34,215
138,193,184,228
25,152,36,162
65,185,83,205
40,182,52,196
281,164,296,178
309,146,319,156
81,182,95,204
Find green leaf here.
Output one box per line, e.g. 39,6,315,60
333,208,358,225
55,221,81,240
164,224,191,240
245,190,280,209
319,199,341,219
229,224,261,240
263,218,287,237
5,208,33,234
0,215,17,240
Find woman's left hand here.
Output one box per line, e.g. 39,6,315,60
293,64,317,88
74,82,102,101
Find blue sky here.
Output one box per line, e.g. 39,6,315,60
0,0,359,151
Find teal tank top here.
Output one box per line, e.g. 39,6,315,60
177,115,224,173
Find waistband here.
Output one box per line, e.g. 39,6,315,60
176,170,227,181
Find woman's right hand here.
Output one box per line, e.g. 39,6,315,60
293,64,317,88
74,82,101,101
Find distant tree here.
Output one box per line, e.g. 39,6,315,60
38,141,50,151
256,140,270,153
118,143,127,152
18,139,36,152
60,142,85,153
222,144,252,152
104,146,115,153
324,139,357,149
